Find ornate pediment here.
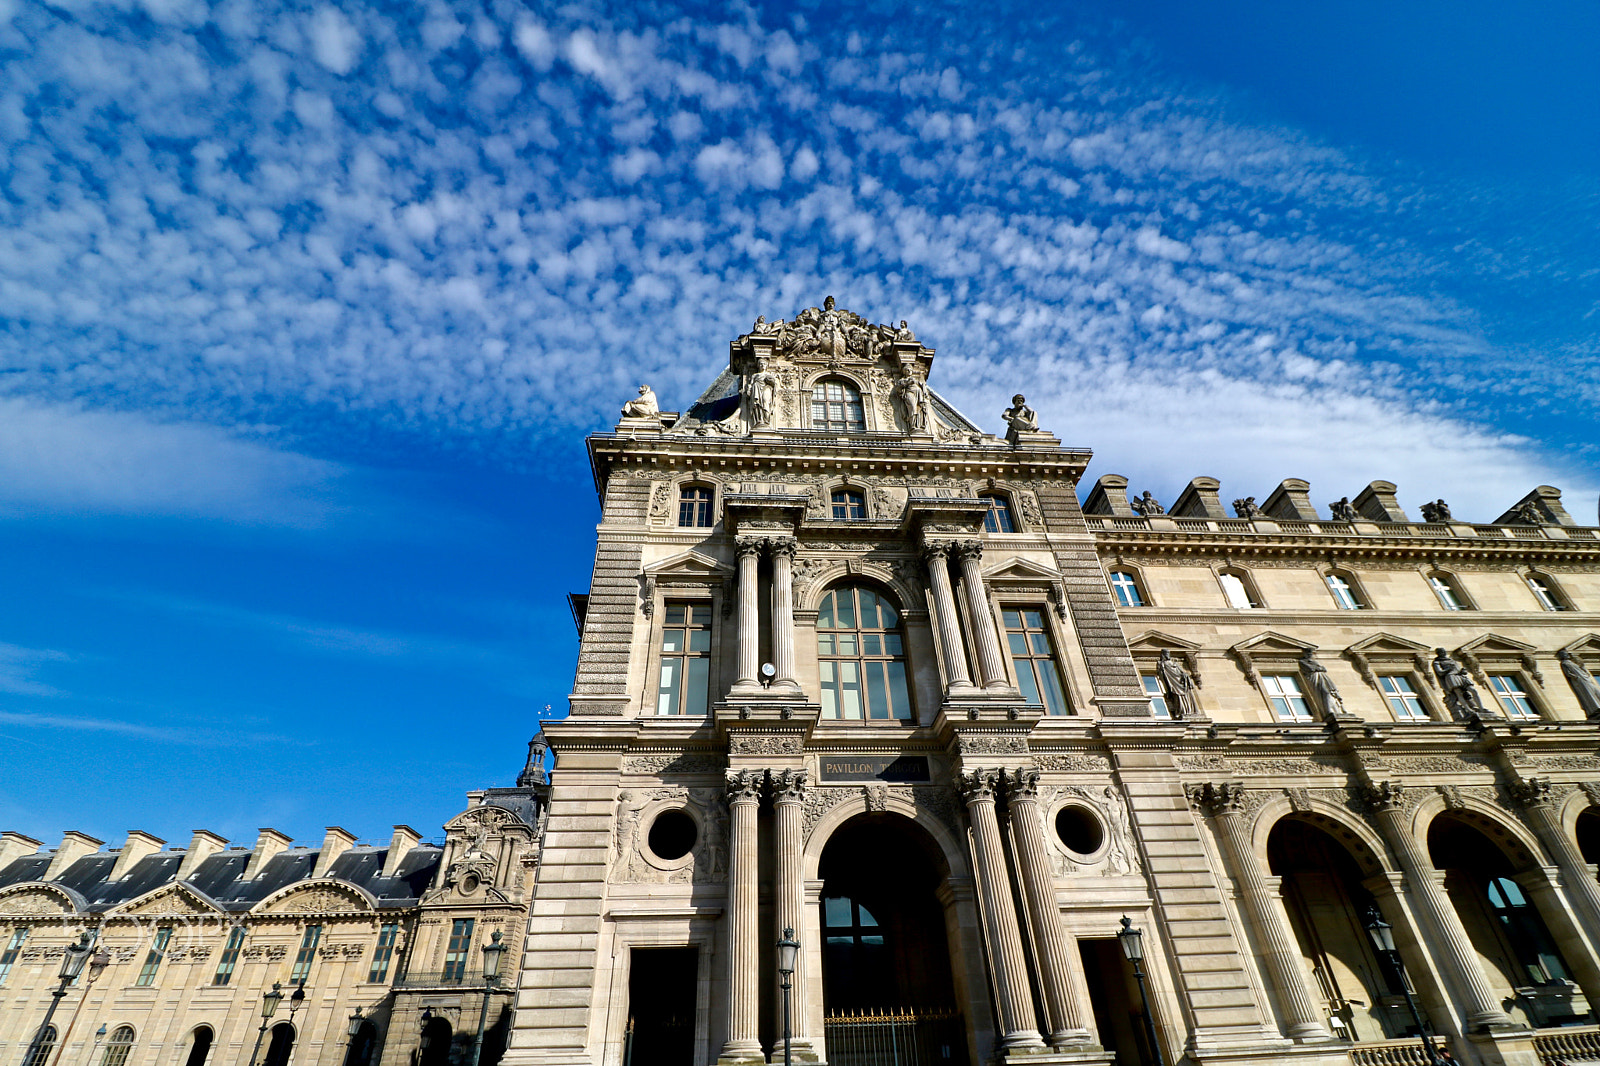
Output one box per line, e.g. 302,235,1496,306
1457,633,1544,686
1230,631,1317,684
0,884,81,917
1128,631,1204,684
108,882,222,918
1560,633,1600,659
1344,633,1435,689
255,881,375,916
735,297,925,369
642,550,729,582
981,556,1062,583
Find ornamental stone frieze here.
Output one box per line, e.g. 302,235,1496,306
1031,753,1111,773
622,753,728,776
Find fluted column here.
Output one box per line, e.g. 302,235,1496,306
732,537,763,694
923,543,975,693
1005,770,1092,1049
768,537,801,692
721,771,764,1064
1190,783,1332,1042
1362,782,1520,1032
956,541,1008,690
960,770,1046,1052
772,771,818,1059
1511,778,1600,937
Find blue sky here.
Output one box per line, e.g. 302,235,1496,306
1,0,1596,850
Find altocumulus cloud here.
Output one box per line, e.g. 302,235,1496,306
0,0,1593,518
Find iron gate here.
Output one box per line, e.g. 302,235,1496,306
823,1008,968,1066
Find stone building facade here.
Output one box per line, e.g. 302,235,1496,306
502,301,1600,1066
0,757,547,1066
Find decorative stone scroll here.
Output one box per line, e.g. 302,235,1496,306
728,735,803,756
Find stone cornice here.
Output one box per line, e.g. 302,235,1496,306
1091,521,1600,565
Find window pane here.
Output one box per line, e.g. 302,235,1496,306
837,661,863,718
1219,573,1254,609
688,628,711,653
824,897,852,926
665,603,686,625
883,633,902,654
836,633,857,656
886,661,911,720
817,593,835,629
1007,632,1030,655
661,629,684,653
1037,660,1069,715
1002,609,1022,629
835,591,855,628
657,658,680,714
819,661,837,718
1015,659,1043,705
1142,675,1170,717
691,605,712,625
864,661,889,719
685,657,710,716
1031,633,1051,655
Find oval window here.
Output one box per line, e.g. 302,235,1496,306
1055,806,1105,856
648,810,698,861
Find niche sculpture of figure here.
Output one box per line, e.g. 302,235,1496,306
895,369,930,433
1298,649,1347,720
748,363,779,427
1558,649,1600,720
1002,394,1039,441
1432,649,1493,720
1156,649,1198,720
621,384,659,419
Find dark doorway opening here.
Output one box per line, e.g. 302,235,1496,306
624,947,697,1066
344,1022,376,1066
184,1028,213,1066
263,1024,295,1066
1080,939,1155,1066
418,1017,452,1066
1577,808,1600,867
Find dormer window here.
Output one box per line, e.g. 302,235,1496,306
981,494,1016,533
832,489,867,520
811,379,866,433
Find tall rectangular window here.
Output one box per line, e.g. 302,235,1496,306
0,928,27,984
368,923,399,984
678,486,712,528
442,919,474,981
1219,573,1257,609
1527,578,1566,611
1263,675,1313,722
212,926,246,986
1326,574,1363,609
1430,575,1466,610
1379,676,1429,721
657,603,712,715
1110,572,1143,607
1002,609,1069,715
290,924,321,984
1141,674,1171,718
1489,675,1538,719
136,926,172,986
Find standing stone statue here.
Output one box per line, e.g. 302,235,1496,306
1420,499,1452,522
1329,497,1357,522
1298,649,1347,720
1131,491,1165,516
748,363,779,427
895,370,929,432
1233,497,1259,519
1558,650,1600,720
1432,649,1492,720
1156,649,1198,720
1002,393,1039,437
621,384,659,418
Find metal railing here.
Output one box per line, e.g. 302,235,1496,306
1348,1036,1456,1066
1534,1024,1600,1064
823,1007,967,1066
392,970,497,989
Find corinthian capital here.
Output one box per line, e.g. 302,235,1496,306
735,536,765,560
1004,768,1042,800
1360,780,1408,814
921,541,952,564
1186,781,1246,815
771,769,808,803
958,769,1002,803
765,536,798,560
956,539,984,563
1507,776,1554,810
727,770,763,803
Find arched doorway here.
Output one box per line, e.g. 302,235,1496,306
262,1024,295,1066
1575,807,1600,867
418,1017,453,1066
1429,813,1593,1028
818,814,969,1065
183,1027,214,1066
1269,817,1418,1041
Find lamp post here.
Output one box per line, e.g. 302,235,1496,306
47,942,109,1066
19,932,96,1066
468,932,506,1066
1362,906,1444,1066
1117,917,1165,1066
776,927,799,1066
247,984,285,1066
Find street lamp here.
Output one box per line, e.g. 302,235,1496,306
776,927,799,1066
247,984,285,1066
1117,917,1166,1066
18,932,95,1066
46,945,110,1066
1362,905,1444,1066
468,932,507,1066
347,1008,365,1039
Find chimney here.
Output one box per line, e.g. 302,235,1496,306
381,826,423,878
44,832,105,881
1171,477,1227,519
1352,481,1408,523
1082,475,1134,517
312,827,357,878
0,833,42,869
1262,479,1319,521
243,829,293,880
109,831,167,881
176,831,229,881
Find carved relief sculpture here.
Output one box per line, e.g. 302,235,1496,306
894,369,930,433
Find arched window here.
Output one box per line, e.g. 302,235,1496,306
1109,570,1144,607
811,378,865,433
1526,573,1570,612
1427,572,1472,611
980,494,1015,533
183,1027,213,1066
677,485,713,528
1486,877,1570,986
1217,569,1262,609
102,1027,136,1066
23,1026,56,1066
831,489,867,520
1325,571,1366,609
816,585,912,721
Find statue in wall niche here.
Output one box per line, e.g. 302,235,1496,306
1558,650,1600,720
1156,649,1198,720
1420,499,1452,523
621,384,659,419
748,362,779,427
1131,491,1165,516
1232,497,1259,519
895,369,930,432
1299,649,1347,720
1002,394,1039,436
1102,786,1138,875
1432,649,1493,721
1329,497,1357,522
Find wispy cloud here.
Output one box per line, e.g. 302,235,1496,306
0,642,70,697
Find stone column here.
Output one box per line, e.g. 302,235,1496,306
1510,778,1600,938
732,537,763,694
923,543,975,693
768,537,801,692
1004,770,1092,1049
960,770,1047,1052
721,770,764,1065
1190,783,1333,1042
1361,782,1520,1032
772,771,817,1060
956,541,1008,690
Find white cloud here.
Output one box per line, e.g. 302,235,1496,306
307,7,361,75
0,643,69,697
